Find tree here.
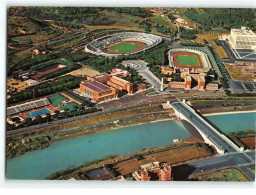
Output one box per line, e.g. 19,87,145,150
134,154,144,160
73,105,78,111
25,118,33,126
35,115,44,124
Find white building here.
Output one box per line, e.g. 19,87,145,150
25,79,38,86
229,27,256,50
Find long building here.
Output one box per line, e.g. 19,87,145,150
80,80,117,102
107,76,133,94
170,72,218,91
87,72,134,94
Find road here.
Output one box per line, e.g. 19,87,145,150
121,60,162,90
188,151,255,181
7,98,175,136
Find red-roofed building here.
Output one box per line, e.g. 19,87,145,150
107,76,133,94
80,80,117,102
110,69,131,78
133,162,172,181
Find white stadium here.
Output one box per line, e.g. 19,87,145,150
85,32,162,57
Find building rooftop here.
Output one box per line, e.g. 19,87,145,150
25,79,38,84
81,80,111,93
112,76,130,84
207,83,218,86
232,28,255,36
199,76,205,81
186,76,191,81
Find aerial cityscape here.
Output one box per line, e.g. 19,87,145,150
6,7,256,181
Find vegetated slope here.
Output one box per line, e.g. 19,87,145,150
184,8,256,31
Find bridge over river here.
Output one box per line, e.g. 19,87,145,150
170,101,255,181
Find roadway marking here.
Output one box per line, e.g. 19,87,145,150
237,162,255,168
240,51,256,59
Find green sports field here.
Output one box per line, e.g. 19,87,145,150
48,94,67,107
60,102,80,112
107,42,142,53
177,55,200,66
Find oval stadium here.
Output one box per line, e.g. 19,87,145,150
168,48,212,73
85,32,162,57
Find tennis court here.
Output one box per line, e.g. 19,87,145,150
25,108,51,118
48,94,68,107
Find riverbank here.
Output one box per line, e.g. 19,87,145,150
6,112,175,159
196,104,256,115
7,120,191,179
46,137,212,180
48,112,175,149
203,110,256,117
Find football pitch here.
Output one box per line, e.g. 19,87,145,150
177,55,200,66
107,42,143,53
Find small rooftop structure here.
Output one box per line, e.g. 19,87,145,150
25,79,38,86
110,68,131,77
186,76,191,81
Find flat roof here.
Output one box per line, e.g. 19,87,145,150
26,79,37,83
112,76,130,84
186,76,191,81
81,81,111,93
199,76,205,81
232,29,255,36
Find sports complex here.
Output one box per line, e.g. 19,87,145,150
85,32,162,57
7,91,84,125
169,48,212,72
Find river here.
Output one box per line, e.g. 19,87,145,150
6,112,256,180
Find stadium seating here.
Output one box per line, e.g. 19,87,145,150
7,98,50,116
168,48,211,72
85,32,162,57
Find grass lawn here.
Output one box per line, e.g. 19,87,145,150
192,168,249,181
108,42,142,53
60,102,80,112
177,55,200,66
48,94,68,107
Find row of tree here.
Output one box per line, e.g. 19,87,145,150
180,28,197,39
7,107,98,131
8,75,84,105
112,7,151,18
